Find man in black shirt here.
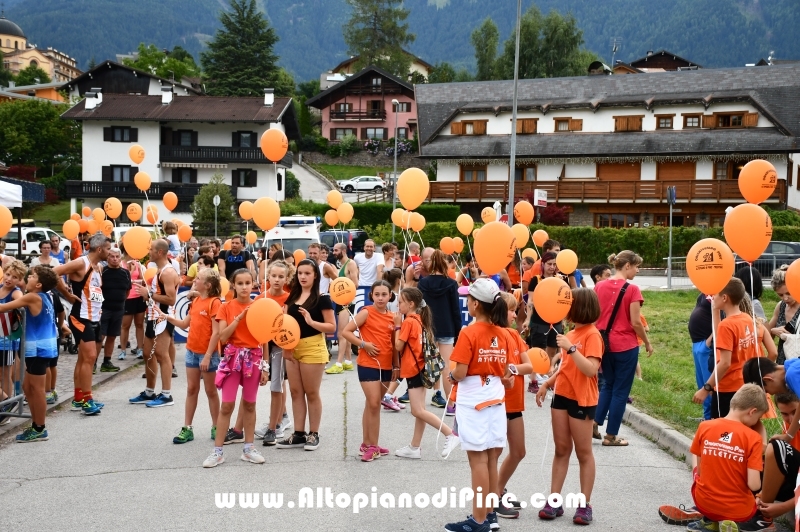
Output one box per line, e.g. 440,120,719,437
98,248,131,373
218,234,255,282
688,293,714,420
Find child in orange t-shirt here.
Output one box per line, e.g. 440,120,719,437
393,287,458,460
444,278,512,532
341,280,399,463
536,287,604,524
689,383,768,528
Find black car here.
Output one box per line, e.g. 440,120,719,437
319,229,369,259
744,241,800,277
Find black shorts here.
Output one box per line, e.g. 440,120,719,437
69,316,101,345
406,372,424,390
506,411,523,421
357,365,392,382
25,356,50,376
48,355,58,368
529,328,558,349
51,293,64,314
100,309,124,337
551,393,597,420
710,391,735,419
770,439,800,502
124,297,147,316
0,349,14,367
145,320,175,339
336,303,356,316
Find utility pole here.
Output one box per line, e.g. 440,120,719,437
507,0,522,227
391,99,399,241
213,194,220,239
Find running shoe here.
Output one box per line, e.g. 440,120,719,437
398,391,410,403
203,451,224,468
15,426,48,442
304,432,320,451
70,399,85,411
94,401,104,410
342,361,354,371
659,505,703,526
539,501,565,520
444,515,490,532
487,511,499,530
46,391,55,404
276,432,306,448
135,348,144,359
446,404,456,416
687,518,719,531
359,443,390,456
528,379,539,393
129,391,154,404
118,350,126,360
241,447,266,464
224,428,244,445
325,364,343,374
173,426,194,444
82,399,101,416
395,445,421,459
431,390,446,408
92,364,97,375
573,504,593,525
145,393,174,408
442,434,460,458
382,394,401,411
255,423,270,439
281,413,292,430
100,360,120,372
393,396,406,409
502,489,521,509
495,503,519,519
731,512,775,531
172,366,178,378
211,426,216,440
52,390,58,401
262,428,277,446
361,445,380,462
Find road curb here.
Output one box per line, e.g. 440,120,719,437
298,160,335,191
622,404,693,467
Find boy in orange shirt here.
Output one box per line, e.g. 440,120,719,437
688,383,768,531
693,278,758,418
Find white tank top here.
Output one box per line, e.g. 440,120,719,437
319,262,331,294
73,256,103,321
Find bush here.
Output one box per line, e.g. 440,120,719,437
318,203,459,229
280,199,327,217
299,134,318,152
285,170,301,200
315,136,329,152
39,165,79,198
765,207,800,227
338,133,360,157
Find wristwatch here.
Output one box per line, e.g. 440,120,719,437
359,341,366,349
508,364,519,376
567,345,577,355
703,383,714,392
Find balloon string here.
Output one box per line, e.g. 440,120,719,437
749,263,765,388
465,236,475,285
415,231,425,250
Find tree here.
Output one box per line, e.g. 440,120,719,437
297,96,312,136
0,51,12,87
15,64,51,86
471,18,499,81
191,174,235,225
343,0,415,77
123,43,200,82
427,62,456,84
409,71,427,84
86,56,97,71
0,100,81,169
273,68,295,97
454,68,473,82
201,0,281,96
297,79,320,100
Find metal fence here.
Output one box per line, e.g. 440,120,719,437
0,311,29,423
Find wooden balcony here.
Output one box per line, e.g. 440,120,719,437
330,110,387,121
66,180,203,202
427,179,787,204
161,145,268,164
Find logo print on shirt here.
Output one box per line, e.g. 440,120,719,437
719,431,733,444
490,336,498,348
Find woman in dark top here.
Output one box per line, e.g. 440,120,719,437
688,293,714,420
769,265,800,365
276,259,335,451
524,252,564,361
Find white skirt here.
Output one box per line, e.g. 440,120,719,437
455,375,507,451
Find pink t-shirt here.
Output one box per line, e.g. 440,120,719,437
594,278,643,352
127,261,143,299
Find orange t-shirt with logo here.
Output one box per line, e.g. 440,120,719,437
450,322,509,379
356,305,396,369
255,290,290,307
690,418,762,522
399,314,423,379
217,298,261,349
507,263,521,286
715,313,758,393
504,328,527,413
555,324,604,407
186,296,222,354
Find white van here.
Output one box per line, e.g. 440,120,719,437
259,215,321,253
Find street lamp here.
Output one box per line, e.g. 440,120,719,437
391,98,399,241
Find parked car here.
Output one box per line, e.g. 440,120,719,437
3,227,70,258
260,215,321,254
337,176,385,193
738,241,800,277
319,229,369,259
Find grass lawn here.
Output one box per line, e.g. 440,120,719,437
309,163,395,181
30,200,72,225
632,288,781,438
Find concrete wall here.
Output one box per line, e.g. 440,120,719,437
302,150,428,170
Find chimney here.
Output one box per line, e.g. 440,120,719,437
8,81,15,88
646,50,653,56
264,88,274,107
91,87,102,105
85,91,98,110
161,86,173,105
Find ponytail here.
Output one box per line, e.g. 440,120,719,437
201,268,222,297
400,287,436,342
475,296,509,328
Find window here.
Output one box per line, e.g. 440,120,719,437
655,214,695,228
460,165,487,182
614,116,644,132
555,119,570,132
554,118,582,132
714,160,749,180
234,169,257,187
514,166,536,181
397,127,408,139
656,115,674,129
515,118,537,134
336,103,352,113
112,166,131,182
392,102,411,113
30,60,38,67
239,133,252,148
718,114,744,128
595,213,640,229
684,115,700,128
172,168,196,183
450,121,487,135
715,162,729,180
332,128,356,140
372,78,381,87
103,126,138,142
179,131,193,146
366,128,385,140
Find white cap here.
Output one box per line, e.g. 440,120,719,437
468,277,500,304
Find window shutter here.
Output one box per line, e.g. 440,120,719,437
522,119,536,134
614,117,624,132
474,121,487,135
249,170,257,187
631,117,642,131
232,169,238,189
277,171,283,191
250,132,257,146
361,128,368,140
232,132,240,147
190,169,198,184
743,112,759,127
383,128,389,139
131,166,139,179
172,131,180,145
450,122,463,135
101,166,112,182
161,127,172,145
129,128,138,142
191,131,198,147
569,119,583,131
702,115,716,129
103,127,112,142
515,120,523,134
330,128,336,141
171,168,179,183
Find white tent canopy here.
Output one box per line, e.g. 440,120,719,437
0,180,22,208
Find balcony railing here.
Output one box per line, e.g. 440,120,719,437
160,145,270,164
66,180,203,202
427,179,787,203
329,110,387,121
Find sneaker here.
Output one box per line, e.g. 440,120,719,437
446,403,456,416
502,489,522,509
70,399,85,411
659,505,703,526
262,428,277,446
211,426,217,440
393,397,406,409
361,444,381,462
687,518,720,531
172,366,178,378
142,373,146,378
495,503,519,519
733,512,775,532
398,391,410,403
431,390,446,408
539,501,565,520
487,511,499,530
573,504,593,525
94,401,105,410
46,391,55,404
224,428,244,445
358,443,390,456
304,432,320,451
92,364,97,375
342,360,354,371
145,393,174,408
274,424,285,439
255,423,269,439
444,515,490,532
382,395,401,411
276,432,306,448
280,413,292,431
15,426,48,442
129,391,154,404
395,445,421,459
52,390,58,401
173,426,194,444
135,348,144,359
325,364,343,374
528,379,539,393
202,451,224,468
442,434,460,458
82,399,101,416
241,447,266,464
118,350,126,360
100,360,120,372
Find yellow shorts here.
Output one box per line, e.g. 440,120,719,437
292,333,329,364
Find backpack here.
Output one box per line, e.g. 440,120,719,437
419,331,444,389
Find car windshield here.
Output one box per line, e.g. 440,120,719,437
4,231,19,244
263,238,316,253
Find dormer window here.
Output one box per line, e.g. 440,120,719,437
555,119,570,132
450,120,487,136
656,115,674,129
718,114,743,128
554,118,582,132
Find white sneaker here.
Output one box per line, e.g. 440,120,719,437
280,415,292,431
442,434,460,459
203,451,224,468
118,350,126,360
241,447,266,464
275,425,286,439
395,445,421,459
254,423,269,439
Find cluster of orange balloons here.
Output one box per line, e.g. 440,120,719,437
389,168,431,234
324,190,353,226
245,297,300,348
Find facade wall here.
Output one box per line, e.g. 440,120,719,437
320,93,416,140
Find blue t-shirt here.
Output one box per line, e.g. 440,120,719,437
573,269,584,286
51,249,65,264
25,293,58,359
785,358,800,396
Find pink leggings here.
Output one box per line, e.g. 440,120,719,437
220,369,261,403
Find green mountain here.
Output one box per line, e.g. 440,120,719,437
4,0,799,82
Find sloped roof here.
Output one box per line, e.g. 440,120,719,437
629,49,701,69
59,60,202,95
331,50,433,73
306,64,414,109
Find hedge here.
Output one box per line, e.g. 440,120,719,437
279,200,459,229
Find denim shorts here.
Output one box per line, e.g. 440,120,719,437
185,349,220,371
435,337,455,345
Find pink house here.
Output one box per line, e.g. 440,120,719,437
306,65,417,142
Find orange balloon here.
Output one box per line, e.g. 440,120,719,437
224,289,235,301
533,229,548,247
472,228,480,238
274,314,301,349
327,190,343,209
528,347,551,374
410,212,425,232
738,159,777,204
129,144,145,164
82,206,91,217
223,239,232,251
260,129,289,163
163,192,178,212
126,203,142,222
391,208,405,227
474,222,515,275
178,225,192,243
247,298,283,343
246,231,257,245
723,203,772,263
92,207,105,221
511,224,529,249
102,220,113,236
122,226,152,260
556,249,578,275
220,278,230,297
324,209,339,226
87,219,100,234
70,213,81,221
252,197,280,231
293,249,306,264
514,201,534,225
337,202,354,224
144,267,158,283
78,219,89,233
786,259,800,302
103,198,122,219
134,172,151,192
456,214,474,236
452,237,464,254
172,218,183,227
397,167,430,211
146,205,158,225
686,238,735,295
440,237,455,254
481,207,496,224
62,220,80,240
532,276,572,324
330,277,357,305
238,201,254,220
522,247,538,260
